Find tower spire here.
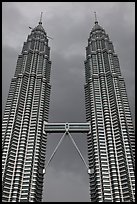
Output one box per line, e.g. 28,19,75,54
39,12,43,24
94,11,98,24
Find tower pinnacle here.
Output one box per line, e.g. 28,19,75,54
39,12,43,24
94,11,98,24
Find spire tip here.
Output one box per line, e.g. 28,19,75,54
94,11,98,24
39,12,43,24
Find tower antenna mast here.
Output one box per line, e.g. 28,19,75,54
39,12,43,24
94,11,98,23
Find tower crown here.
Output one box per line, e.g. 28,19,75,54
33,24,45,32
32,12,46,34
91,23,104,32
91,12,104,33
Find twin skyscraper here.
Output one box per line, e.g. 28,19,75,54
2,14,135,202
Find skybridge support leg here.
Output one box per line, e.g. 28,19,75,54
67,132,89,170
44,132,66,173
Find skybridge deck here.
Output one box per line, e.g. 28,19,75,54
43,122,91,133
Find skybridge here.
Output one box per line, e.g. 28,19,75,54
43,122,91,134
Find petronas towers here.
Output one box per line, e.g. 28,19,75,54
2,15,135,202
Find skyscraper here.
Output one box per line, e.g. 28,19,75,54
2,16,51,202
84,16,135,202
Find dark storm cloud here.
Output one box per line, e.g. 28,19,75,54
2,2,135,202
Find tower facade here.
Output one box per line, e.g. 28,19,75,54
2,19,51,202
84,19,135,202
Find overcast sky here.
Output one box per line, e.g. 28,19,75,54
2,2,135,202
